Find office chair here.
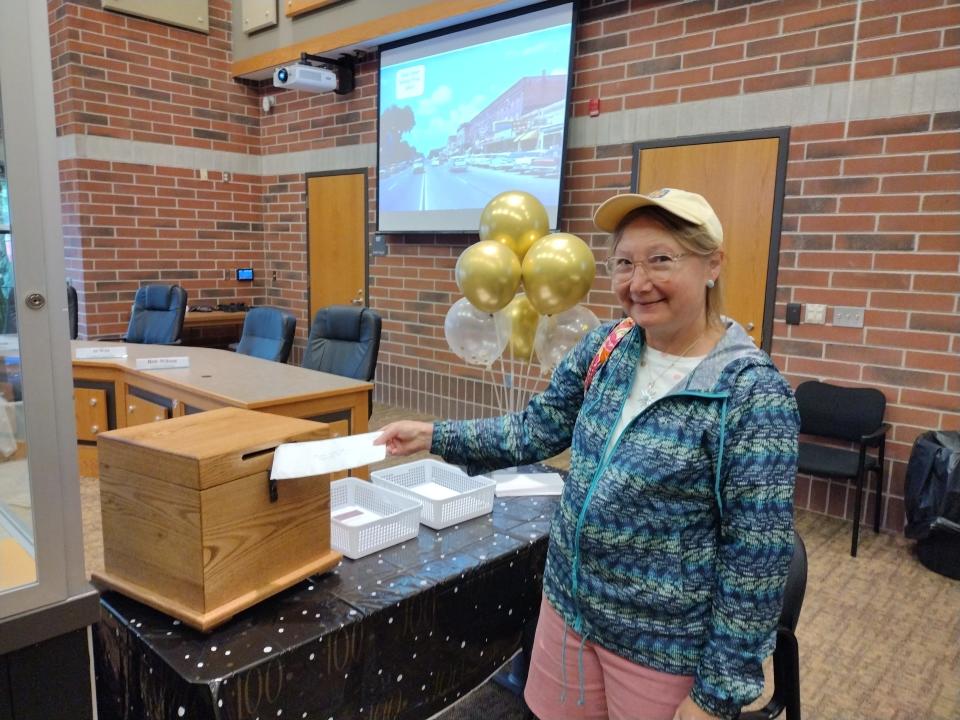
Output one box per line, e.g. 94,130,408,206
795,380,889,557
235,306,296,364
738,532,808,720
66,282,78,340
124,284,188,345
302,305,381,416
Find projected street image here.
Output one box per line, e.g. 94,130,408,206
378,8,572,231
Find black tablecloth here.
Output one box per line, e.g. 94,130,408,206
94,493,560,720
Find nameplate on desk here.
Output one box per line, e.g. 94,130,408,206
135,356,190,370
75,346,128,360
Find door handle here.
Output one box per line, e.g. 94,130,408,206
351,288,364,306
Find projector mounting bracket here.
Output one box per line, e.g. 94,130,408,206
298,51,356,95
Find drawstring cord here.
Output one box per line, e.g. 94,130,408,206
559,622,569,704
558,620,589,707
577,634,587,706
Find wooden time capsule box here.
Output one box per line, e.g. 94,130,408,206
92,407,342,631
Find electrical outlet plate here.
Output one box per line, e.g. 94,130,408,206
804,304,826,325
833,306,864,328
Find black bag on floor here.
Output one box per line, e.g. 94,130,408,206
904,430,960,580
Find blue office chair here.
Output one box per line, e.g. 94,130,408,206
124,284,188,344
302,305,381,416
235,306,296,364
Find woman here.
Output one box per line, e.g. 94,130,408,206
375,188,799,720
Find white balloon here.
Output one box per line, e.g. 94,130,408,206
444,298,510,367
534,304,601,373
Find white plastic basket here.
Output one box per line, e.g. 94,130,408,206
371,459,495,530
329,477,422,559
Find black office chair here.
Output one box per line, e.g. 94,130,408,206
302,305,381,415
124,284,188,344
235,306,296,364
795,380,889,557
66,282,78,340
738,532,808,720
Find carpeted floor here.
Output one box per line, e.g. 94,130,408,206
79,404,960,720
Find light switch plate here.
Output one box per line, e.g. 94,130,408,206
833,306,864,328
804,304,826,324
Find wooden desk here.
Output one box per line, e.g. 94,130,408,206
181,309,246,328
71,341,370,477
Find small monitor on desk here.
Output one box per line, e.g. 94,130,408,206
236,268,254,281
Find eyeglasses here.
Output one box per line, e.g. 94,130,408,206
604,252,689,283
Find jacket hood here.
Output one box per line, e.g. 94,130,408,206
682,318,771,393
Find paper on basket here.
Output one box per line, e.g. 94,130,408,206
271,431,386,479
494,472,564,497
409,481,460,501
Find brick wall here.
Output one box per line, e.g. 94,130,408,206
49,0,265,337
49,0,960,532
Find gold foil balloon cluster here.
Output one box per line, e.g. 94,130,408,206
446,190,599,374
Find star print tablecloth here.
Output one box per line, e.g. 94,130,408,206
93,492,560,720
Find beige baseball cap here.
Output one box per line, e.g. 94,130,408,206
593,188,724,245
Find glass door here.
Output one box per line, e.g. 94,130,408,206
0,80,34,593
0,0,89,623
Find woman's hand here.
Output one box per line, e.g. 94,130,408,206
672,696,721,720
373,421,435,457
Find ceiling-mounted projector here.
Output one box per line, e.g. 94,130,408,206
273,64,338,93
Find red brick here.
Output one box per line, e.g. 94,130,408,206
913,273,960,293
798,215,877,232
900,6,960,32
873,291,956,313
790,123,846,142
805,138,885,159
861,0,943,21
910,313,960,333
788,158,843,178
680,80,742,102
854,57,895,80
886,132,960,154
792,288,868,306
783,5,857,33
787,357,863,380
656,0,715,23
743,69,812,92
747,31,817,58
898,389,960,412
843,155,925,174
797,251,871,269
713,56,778,80
825,343,902,367
882,173,960,193
839,195,919,214
715,18,781,45
813,64,850,84
749,0,819,23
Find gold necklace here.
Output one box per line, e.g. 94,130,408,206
634,332,704,407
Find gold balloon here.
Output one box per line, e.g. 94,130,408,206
500,293,540,359
479,191,550,261
521,233,597,316
455,240,522,313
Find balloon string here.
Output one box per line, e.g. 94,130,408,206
521,331,537,409
485,364,503,416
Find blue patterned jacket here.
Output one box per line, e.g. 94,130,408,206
432,319,799,719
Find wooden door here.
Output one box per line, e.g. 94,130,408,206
636,134,784,348
306,172,368,322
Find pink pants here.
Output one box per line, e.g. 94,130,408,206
523,596,695,720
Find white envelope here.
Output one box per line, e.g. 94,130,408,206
271,431,386,479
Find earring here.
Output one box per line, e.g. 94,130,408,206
706,279,715,289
